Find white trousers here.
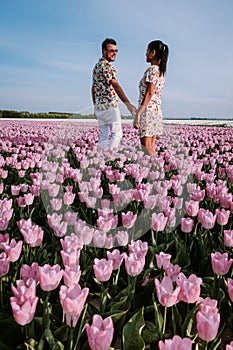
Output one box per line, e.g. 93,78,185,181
95,106,123,150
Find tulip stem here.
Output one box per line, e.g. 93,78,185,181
203,341,208,350
0,278,4,311
162,306,167,335
212,274,221,299
73,303,88,350
69,326,74,350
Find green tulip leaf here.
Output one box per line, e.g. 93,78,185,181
122,308,145,350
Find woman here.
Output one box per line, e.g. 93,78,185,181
134,40,169,156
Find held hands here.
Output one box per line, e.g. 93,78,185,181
126,103,137,116
133,111,141,129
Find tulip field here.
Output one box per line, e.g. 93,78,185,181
0,119,233,350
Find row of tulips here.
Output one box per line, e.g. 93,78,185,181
0,119,233,349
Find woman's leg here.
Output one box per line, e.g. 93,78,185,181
151,135,156,155
141,136,156,156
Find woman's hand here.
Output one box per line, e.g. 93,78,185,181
133,111,141,129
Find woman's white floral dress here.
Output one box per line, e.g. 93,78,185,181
138,65,165,138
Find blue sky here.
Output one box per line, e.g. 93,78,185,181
0,0,233,118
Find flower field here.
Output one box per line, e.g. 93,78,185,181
0,119,233,350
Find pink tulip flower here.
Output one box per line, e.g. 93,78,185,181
128,239,148,259
39,264,63,291
198,208,216,229
0,182,4,194
181,217,194,233
63,191,75,205
226,341,233,350
158,335,192,350
2,239,23,262
227,278,233,302
86,314,114,350
92,230,106,248
59,284,89,327
11,185,21,196
215,208,230,226
211,252,233,275
155,252,172,269
151,212,168,232
196,307,220,342
0,232,10,248
63,211,78,225
176,272,202,303
0,252,10,277
17,218,44,247
63,264,81,287
93,258,113,282
154,276,180,307
50,198,62,211
61,249,81,266
121,211,137,229
10,279,38,326
107,249,124,270
21,262,40,285
164,263,181,282
224,230,233,248
124,253,145,277
116,231,129,246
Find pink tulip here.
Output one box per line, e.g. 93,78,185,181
86,314,114,350
63,264,81,287
154,276,180,307
155,252,172,269
211,252,233,275
164,263,181,282
121,211,137,229
24,193,34,206
10,279,38,326
114,231,128,247
196,307,220,342
93,258,113,282
2,239,23,262
227,278,233,302
39,264,63,291
107,249,124,270
0,233,10,248
59,284,89,327
0,252,10,277
61,249,81,266
198,208,216,229
63,211,78,225
63,191,75,205
181,217,194,233
176,272,202,303
151,212,168,232
11,185,21,195
0,182,4,194
128,239,148,259
17,218,44,247
158,335,192,350
92,230,106,248
124,253,145,277
215,208,230,226
50,198,62,211
224,230,233,247
226,341,233,350
20,262,40,285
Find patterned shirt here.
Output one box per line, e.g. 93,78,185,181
92,58,118,110
138,65,165,107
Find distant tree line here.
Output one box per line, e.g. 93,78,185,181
0,110,95,119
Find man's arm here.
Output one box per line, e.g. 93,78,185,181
110,78,136,115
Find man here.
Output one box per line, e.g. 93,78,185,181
92,38,136,150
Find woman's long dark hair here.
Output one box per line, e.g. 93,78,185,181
148,40,169,76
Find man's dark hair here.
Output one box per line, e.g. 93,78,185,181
102,38,117,50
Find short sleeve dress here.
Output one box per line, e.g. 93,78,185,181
138,65,165,138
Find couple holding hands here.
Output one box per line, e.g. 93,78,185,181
91,38,169,156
